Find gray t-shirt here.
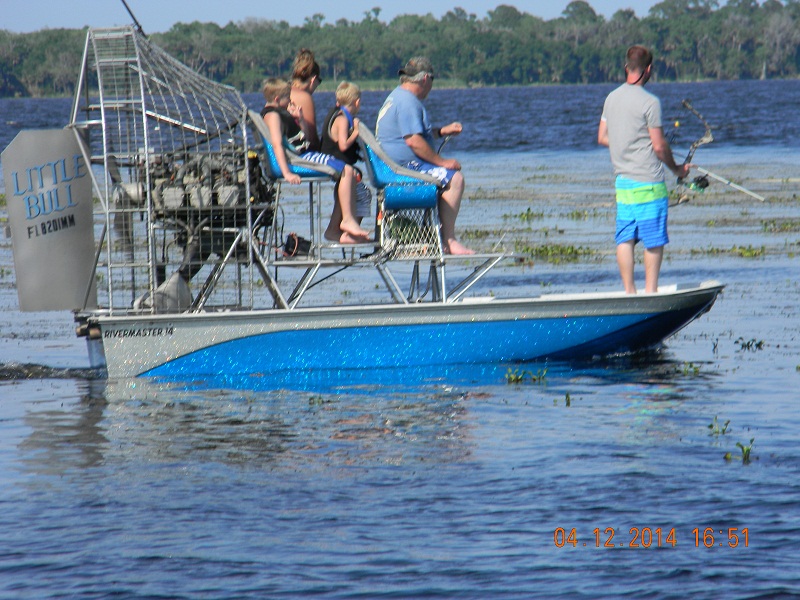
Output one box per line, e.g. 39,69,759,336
601,84,665,183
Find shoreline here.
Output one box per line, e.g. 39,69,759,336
4,76,800,100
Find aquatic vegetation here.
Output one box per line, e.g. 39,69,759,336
735,337,764,352
552,392,572,406
505,367,547,384
734,245,765,258
737,438,755,464
708,416,731,436
462,229,495,240
724,438,755,464
689,245,765,258
762,219,800,233
534,226,567,239
514,242,596,264
468,187,531,201
502,207,544,222
680,362,700,376
386,215,420,243
505,368,525,383
564,209,597,220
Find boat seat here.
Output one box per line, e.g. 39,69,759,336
248,109,336,254
357,124,443,259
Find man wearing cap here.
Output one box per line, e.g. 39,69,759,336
376,56,473,255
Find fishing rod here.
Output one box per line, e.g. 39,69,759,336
693,166,765,201
672,99,764,205
670,100,713,206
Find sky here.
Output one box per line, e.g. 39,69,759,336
1,0,661,34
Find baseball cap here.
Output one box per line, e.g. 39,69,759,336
398,56,434,78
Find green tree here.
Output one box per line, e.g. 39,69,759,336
2,1,800,97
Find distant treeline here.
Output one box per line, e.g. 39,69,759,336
1,0,799,97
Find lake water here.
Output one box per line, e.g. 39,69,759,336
1,79,799,598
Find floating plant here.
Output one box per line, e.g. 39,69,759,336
505,367,548,384
735,337,764,352
724,438,755,464
680,362,700,376
708,416,731,436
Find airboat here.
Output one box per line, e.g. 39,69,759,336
1,26,723,379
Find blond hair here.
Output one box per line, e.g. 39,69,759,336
262,77,290,102
335,81,361,108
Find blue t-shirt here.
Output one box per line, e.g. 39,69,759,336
375,86,434,164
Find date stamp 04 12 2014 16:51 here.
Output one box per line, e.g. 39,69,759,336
554,527,750,549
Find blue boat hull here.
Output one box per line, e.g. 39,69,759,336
91,281,723,379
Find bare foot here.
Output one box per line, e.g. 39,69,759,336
324,227,342,242
445,239,475,255
340,217,370,239
340,231,372,244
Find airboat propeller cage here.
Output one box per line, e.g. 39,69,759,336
63,26,266,315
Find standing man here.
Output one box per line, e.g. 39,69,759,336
376,56,473,255
598,45,690,293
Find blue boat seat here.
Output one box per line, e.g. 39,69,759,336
357,125,443,258
248,109,337,252
248,109,338,181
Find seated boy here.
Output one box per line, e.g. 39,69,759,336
260,77,369,242
320,81,373,244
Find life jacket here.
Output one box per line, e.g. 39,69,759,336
260,105,310,154
320,105,360,165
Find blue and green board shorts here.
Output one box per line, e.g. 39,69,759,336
614,176,669,248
